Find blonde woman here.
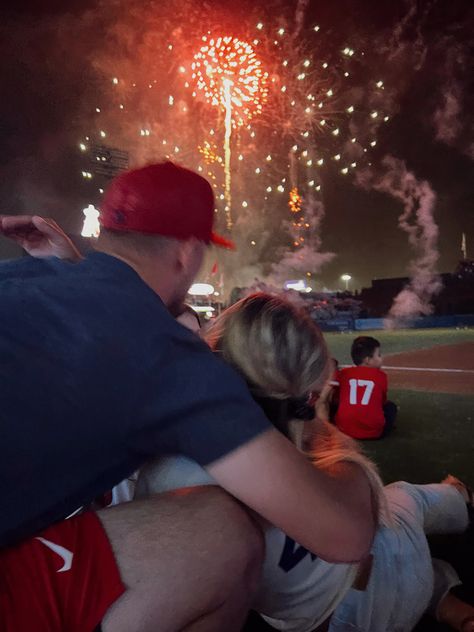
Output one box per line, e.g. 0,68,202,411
136,293,473,632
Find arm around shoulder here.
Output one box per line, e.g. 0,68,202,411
207,427,375,563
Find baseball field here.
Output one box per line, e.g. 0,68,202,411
325,328,474,487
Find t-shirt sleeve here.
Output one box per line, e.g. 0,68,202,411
0,256,46,282
136,336,271,466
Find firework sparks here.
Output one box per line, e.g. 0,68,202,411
198,140,221,164
191,35,268,228
78,2,393,288
191,36,268,126
288,187,302,213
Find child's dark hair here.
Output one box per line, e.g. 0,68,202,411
351,336,380,366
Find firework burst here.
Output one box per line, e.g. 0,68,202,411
78,1,393,287
191,35,268,228
192,35,268,126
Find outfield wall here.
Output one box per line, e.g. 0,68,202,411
354,314,474,331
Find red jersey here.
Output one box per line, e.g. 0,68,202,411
335,366,388,439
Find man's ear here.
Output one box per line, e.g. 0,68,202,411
175,238,192,269
175,237,200,271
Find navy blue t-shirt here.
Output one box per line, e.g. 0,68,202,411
0,252,270,547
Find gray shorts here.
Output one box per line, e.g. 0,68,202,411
330,482,468,632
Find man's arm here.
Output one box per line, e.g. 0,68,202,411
0,215,82,261
207,427,375,564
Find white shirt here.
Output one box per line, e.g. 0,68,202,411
135,455,358,631
136,460,468,632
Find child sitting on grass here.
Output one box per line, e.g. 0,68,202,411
335,336,397,440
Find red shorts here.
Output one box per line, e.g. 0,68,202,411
0,512,125,632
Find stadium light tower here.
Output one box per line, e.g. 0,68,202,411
341,274,352,291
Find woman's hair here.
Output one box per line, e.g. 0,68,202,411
205,293,329,399
290,419,392,527
206,292,391,527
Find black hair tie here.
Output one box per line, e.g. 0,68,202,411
252,394,315,438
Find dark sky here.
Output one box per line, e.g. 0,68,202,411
0,0,472,290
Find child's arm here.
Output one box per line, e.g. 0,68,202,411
314,381,334,421
381,370,388,403
314,362,339,421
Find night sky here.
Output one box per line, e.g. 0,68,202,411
0,0,472,291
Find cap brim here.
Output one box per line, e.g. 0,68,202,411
210,231,236,250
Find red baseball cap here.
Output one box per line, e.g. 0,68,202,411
99,162,235,249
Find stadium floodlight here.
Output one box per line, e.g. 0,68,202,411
341,274,352,291
188,283,214,296
284,279,307,292
189,305,215,313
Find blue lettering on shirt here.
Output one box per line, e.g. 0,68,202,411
278,536,317,572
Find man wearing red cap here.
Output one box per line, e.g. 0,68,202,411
0,162,374,631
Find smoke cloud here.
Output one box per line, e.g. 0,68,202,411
293,0,310,41
433,87,462,145
384,0,431,72
271,195,335,284
358,155,441,323
431,37,473,158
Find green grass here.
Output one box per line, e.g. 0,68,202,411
322,329,474,487
324,327,474,365
357,389,474,488
321,329,473,632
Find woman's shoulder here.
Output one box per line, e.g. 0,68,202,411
135,455,215,497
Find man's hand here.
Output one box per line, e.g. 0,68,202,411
0,215,82,261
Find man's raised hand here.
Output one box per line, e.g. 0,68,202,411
0,215,82,261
